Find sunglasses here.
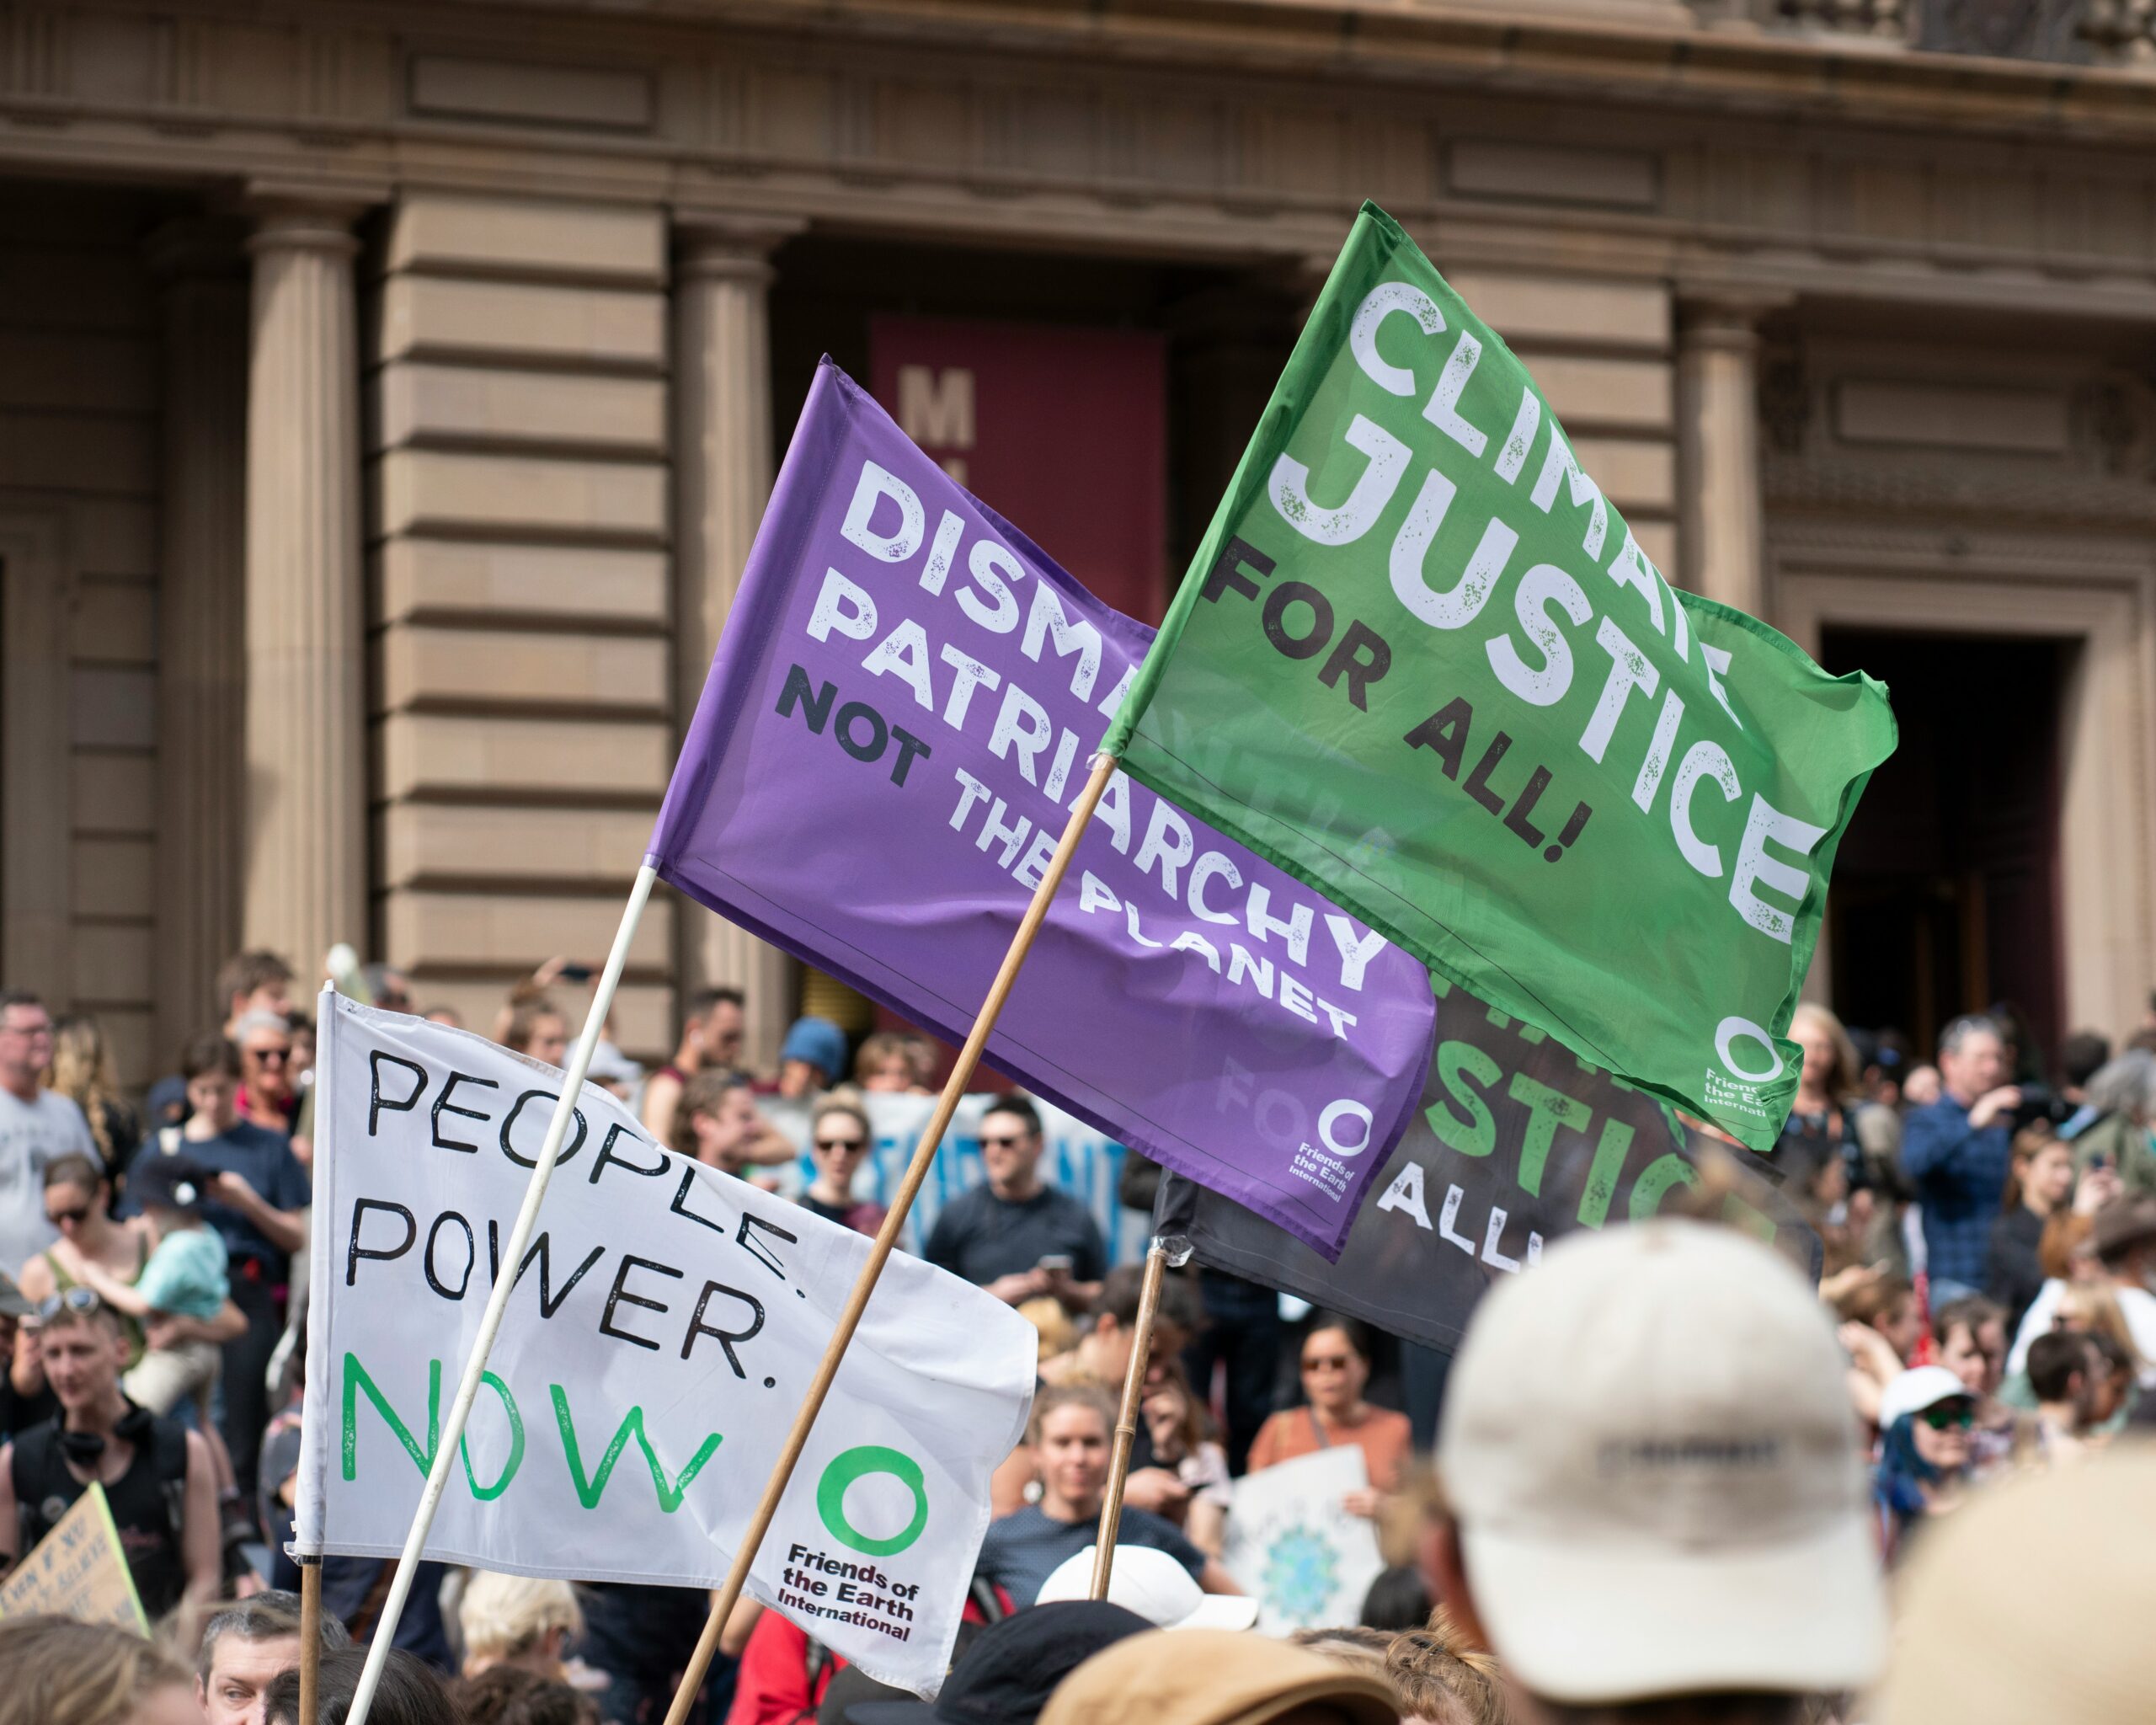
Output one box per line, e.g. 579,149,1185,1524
249,1047,291,1065
35,1288,101,1321
46,1204,89,1227
1920,1404,1976,1431
980,1135,1029,1150
815,1136,867,1152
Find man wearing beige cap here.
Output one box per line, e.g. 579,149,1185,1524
1429,1220,1887,1722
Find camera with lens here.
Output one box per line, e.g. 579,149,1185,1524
2009,1083,2075,1130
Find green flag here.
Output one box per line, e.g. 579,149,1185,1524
1102,203,1895,1151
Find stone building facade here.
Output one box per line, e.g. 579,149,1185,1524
2,0,2152,1081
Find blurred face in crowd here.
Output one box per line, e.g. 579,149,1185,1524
1875,1293,1925,1365
188,1067,239,1132
1937,1321,2004,1398
979,1110,1043,1198
692,1086,762,1169
1796,1021,1838,1099
700,999,744,1069
1141,1373,1198,1461
1911,1397,1975,1474
44,1176,104,1240
1940,1028,2008,1107
526,1012,569,1071
776,1060,825,1101
1903,1065,1941,1108
1301,1325,1370,1419
859,1051,915,1093
243,1024,296,1103
0,999,53,1093
200,1632,302,1725
2086,1357,2130,1424
1037,1404,1110,1517
39,1311,125,1415
811,1110,870,1194
2029,1140,2077,1213
231,979,291,1028
1087,1311,1192,1398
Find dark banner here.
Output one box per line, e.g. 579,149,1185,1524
1156,977,1819,1354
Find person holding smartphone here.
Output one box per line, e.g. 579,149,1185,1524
925,1097,1103,1311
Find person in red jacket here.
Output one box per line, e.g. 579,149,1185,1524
723,1610,843,1725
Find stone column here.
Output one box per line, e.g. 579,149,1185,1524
243,197,370,979
673,214,803,1072
152,220,248,1055
1677,292,1787,621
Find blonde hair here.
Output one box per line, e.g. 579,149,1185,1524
0,1616,191,1725
47,1015,122,1169
2057,1284,2143,1370
1386,1610,1508,1725
1288,1625,1395,1684
854,1033,926,1087
1017,1295,1075,1359
458,1571,584,1665
1790,1001,1863,1103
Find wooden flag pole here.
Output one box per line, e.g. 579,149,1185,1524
1089,1237,1168,1600
300,1557,323,1725
344,864,659,1725
659,751,1119,1725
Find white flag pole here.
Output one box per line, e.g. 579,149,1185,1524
344,862,659,1725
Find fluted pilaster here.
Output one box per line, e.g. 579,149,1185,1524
243,200,369,980
152,221,248,1055
673,215,802,1072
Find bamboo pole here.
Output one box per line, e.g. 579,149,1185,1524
300,1557,322,1725
345,864,659,1725
659,751,1118,1725
1089,1238,1167,1599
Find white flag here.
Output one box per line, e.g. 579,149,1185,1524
294,992,1036,1694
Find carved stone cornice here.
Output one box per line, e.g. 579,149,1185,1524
3,3,2156,302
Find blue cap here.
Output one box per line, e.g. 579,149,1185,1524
780,1017,849,1086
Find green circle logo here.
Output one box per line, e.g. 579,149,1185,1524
816,1445,929,1557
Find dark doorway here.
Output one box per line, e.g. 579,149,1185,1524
1818,628,2068,1070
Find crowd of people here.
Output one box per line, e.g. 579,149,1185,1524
3,950,2155,1725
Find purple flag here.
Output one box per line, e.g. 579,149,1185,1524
648,362,1436,1258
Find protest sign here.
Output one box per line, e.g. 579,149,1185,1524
0,1482,148,1633
647,359,1436,1258
1156,976,1820,1355
1102,203,1896,1151
294,995,1036,1695
1221,1448,1384,1636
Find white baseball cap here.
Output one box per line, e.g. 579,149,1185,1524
1037,1544,1260,1632
1876,1365,1973,1431
1439,1220,1886,1704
